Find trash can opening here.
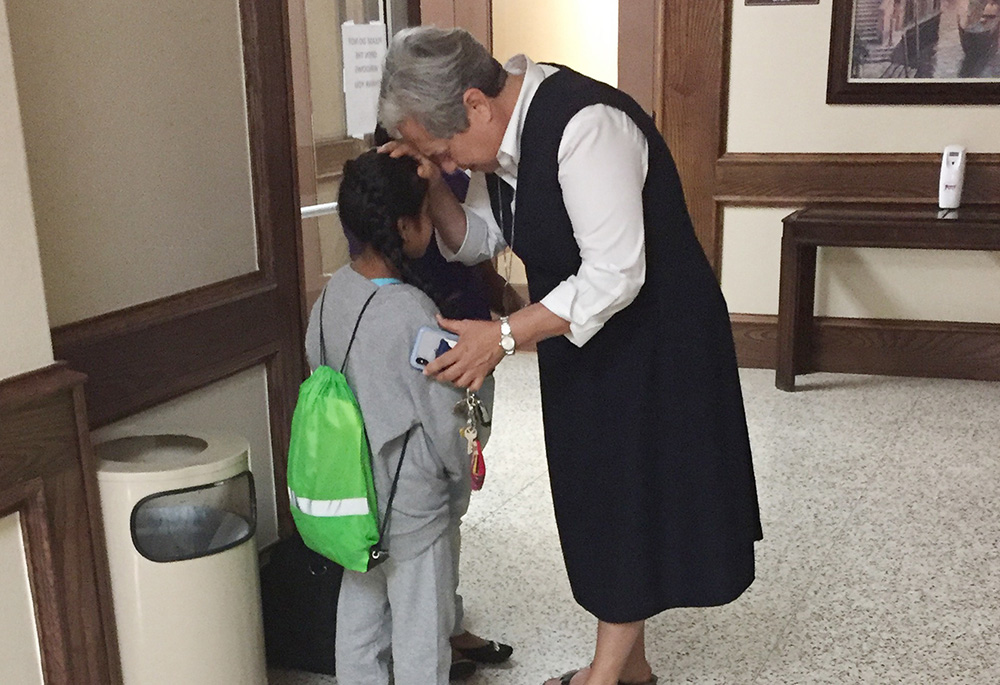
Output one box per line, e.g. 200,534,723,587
131,471,256,562
99,434,209,465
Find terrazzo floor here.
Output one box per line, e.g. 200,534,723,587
270,354,1000,684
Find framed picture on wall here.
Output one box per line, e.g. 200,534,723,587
827,0,1000,104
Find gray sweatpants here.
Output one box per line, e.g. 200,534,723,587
450,520,465,638
335,530,456,685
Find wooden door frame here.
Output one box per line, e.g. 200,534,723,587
653,0,729,274
0,364,122,684
51,0,306,537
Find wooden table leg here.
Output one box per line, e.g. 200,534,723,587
776,232,817,391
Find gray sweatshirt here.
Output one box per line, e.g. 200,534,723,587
305,266,493,561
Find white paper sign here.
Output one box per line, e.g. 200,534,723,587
342,21,387,139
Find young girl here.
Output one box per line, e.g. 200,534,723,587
304,150,502,685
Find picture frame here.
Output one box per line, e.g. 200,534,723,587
827,0,1000,104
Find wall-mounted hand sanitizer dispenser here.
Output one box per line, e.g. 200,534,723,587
938,145,966,209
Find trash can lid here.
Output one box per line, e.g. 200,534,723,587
95,432,249,481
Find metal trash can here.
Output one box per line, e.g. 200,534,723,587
95,432,267,685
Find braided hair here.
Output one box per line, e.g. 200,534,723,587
338,150,442,307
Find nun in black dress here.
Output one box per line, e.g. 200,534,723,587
379,26,762,685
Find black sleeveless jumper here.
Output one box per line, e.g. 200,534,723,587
493,67,762,623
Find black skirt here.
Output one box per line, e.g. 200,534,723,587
507,66,763,622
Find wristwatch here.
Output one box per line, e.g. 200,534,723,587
499,316,516,356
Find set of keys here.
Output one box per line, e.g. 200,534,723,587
455,389,490,491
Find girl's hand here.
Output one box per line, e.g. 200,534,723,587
423,315,506,391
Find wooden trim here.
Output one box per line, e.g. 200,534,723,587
0,479,68,683
651,0,665,130
618,0,659,116
0,363,86,409
731,314,778,369
287,0,325,312
716,153,1000,206
315,137,370,181
454,0,492,52
51,272,268,348
731,314,1000,382
658,0,729,272
0,363,122,684
52,276,281,428
243,0,306,539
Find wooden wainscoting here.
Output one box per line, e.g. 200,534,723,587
0,364,121,684
647,1,1000,383
658,0,728,272
716,153,1000,207
732,314,1000,382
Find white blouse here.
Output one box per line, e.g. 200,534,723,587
439,55,649,347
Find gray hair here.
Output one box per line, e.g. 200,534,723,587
379,27,507,139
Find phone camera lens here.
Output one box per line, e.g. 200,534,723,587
416,357,429,366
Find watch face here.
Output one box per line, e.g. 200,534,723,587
501,336,515,352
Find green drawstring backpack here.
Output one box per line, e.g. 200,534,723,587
287,289,408,572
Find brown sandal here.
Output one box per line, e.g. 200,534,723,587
546,669,658,685
619,676,658,685
544,670,580,685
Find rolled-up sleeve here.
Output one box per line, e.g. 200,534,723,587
436,172,508,265
539,104,649,347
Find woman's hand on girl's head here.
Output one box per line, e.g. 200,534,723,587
423,315,505,392
379,140,440,181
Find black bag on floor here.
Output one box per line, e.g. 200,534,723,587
260,533,343,676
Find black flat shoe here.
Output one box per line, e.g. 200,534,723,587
449,657,477,681
456,640,513,664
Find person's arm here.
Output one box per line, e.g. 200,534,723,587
382,142,503,263
381,139,468,252
424,172,469,253
539,104,648,346
424,303,570,391
401,302,470,479
424,104,648,390
303,287,324,371
476,260,526,315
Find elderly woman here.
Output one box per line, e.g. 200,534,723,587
379,27,762,685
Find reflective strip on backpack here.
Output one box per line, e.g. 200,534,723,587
288,488,370,517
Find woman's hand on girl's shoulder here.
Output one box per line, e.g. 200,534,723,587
423,315,505,392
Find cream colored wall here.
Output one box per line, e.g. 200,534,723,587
720,207,1000,321
722,0,1000,321
1,0,52,381
6,1,258,327
492,0,618,86
92,366,278,548
0,515,43,685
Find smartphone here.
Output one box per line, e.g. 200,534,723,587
410,326,459,370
